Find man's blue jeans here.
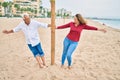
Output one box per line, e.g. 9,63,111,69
62,37,78,66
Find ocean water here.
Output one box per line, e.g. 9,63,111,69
92,19,120,29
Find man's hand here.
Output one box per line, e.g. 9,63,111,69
48,24,51,27
2,30,13,34
3,30,9,34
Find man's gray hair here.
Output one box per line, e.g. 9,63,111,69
22,13,30,19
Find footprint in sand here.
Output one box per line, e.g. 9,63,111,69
51,75,59,80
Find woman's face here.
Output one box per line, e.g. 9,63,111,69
74,16,79,24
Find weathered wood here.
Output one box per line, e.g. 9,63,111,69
50,0,55,65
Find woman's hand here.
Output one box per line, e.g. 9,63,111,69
98,29,107,33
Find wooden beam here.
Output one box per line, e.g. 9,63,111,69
50,0,55,65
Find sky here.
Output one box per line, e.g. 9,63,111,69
41,0,120,18
6,0,120,18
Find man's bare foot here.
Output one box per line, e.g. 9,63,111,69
43,63,48,67
40,63,48,68
43,63,46,66
39,64,44,68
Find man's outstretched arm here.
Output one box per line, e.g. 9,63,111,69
2,30,14,34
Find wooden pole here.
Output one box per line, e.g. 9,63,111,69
50,0,55,65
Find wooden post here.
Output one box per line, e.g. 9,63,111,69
50,0,55,65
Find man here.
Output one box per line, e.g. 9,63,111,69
3,13,51,68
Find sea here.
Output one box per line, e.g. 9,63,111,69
91,18,120,29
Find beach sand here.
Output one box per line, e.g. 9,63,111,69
0,18,120,80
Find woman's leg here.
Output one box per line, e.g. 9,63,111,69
67,42,78,68
61,38,70,66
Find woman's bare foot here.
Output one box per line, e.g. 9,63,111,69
68,66,72,69
61,65,67,69
61,65,64,68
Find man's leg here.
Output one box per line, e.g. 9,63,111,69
35,56,44,68
28,44,43,68
36,43,46,67
41,56,46,66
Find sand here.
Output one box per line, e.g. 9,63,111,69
0,18,120,80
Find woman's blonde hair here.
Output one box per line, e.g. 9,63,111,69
75,14,86,25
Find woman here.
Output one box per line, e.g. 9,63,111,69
56,14,106,69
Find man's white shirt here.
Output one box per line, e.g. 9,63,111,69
13,20,48,47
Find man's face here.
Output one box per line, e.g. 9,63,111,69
23,16,30,25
